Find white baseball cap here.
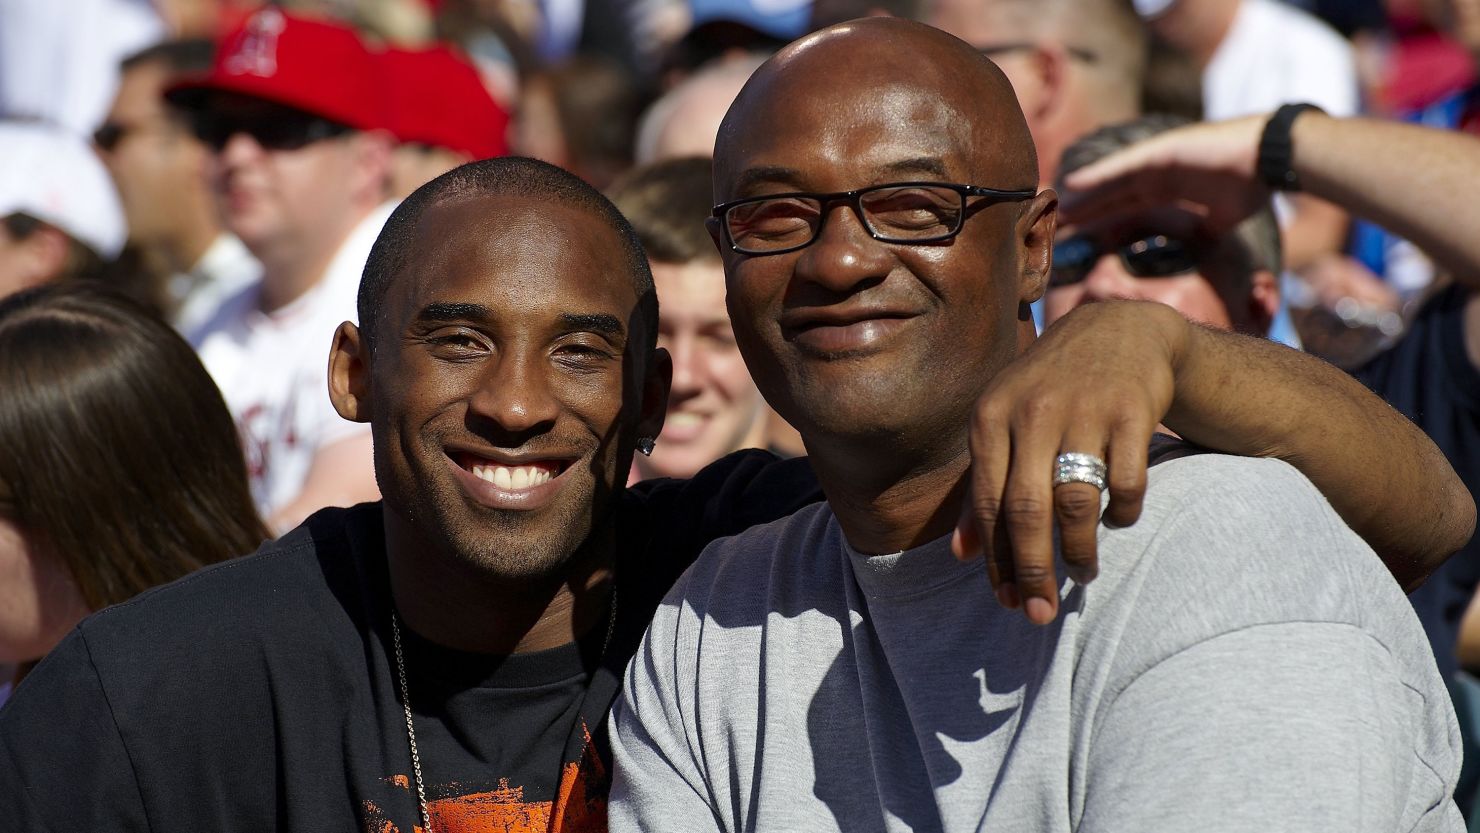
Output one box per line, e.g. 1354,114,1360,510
0,121,126,259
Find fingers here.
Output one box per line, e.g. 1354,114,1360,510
1103,418,1152,530
961,399,1019,606
1000,404,1065,625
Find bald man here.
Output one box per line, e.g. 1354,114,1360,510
610,19,1463,833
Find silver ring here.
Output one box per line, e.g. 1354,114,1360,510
1054,452,1107,491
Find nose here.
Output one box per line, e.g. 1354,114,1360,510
791,202,894,295
466,350,561,443
666,331,705,399
1079,253,1145,302
217,131,265,167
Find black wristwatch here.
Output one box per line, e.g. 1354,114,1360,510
1256,103,1324,191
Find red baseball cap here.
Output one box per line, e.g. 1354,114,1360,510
379,45,509,160
167,8,388,131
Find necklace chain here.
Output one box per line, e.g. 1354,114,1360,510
389,588,619,833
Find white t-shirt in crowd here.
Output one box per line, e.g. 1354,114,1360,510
193,203,395,518
175,233,262,342
1203,0,1359,122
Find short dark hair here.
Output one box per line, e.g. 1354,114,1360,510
0,284,267,612
358,156,658,355
607,156,719,264
121,38,215,75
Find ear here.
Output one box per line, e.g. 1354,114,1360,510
328,321,373,423
636,345,672,443
1020,44,1071,127
705,216,725,255
1017,189,1058,304
21,226,69,287
353,130,398,203
1247,268,1280,335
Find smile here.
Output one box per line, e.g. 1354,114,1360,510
448,452,575,511
784,315,917,355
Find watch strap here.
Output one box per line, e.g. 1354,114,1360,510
1256,103,1323,191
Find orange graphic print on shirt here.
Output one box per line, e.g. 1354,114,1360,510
361,722,609,833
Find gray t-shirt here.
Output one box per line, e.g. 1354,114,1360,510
610,454,1462,832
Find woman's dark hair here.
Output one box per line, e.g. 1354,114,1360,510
0,284,267,610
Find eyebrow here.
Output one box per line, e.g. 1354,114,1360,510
413,301,492,326
560,312,625,338
730,158,953,197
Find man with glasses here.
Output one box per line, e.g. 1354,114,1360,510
1043,114,1282,336
168,9,395,531
96,39,260,338
610,19,1465,831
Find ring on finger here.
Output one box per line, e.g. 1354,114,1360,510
1053,451,1107,491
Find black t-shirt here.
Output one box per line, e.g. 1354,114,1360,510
1354,284,1480,681
0,450,822,832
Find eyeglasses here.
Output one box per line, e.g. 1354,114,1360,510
712,181,1037,255
1050,233,1201,287
187,110,351,152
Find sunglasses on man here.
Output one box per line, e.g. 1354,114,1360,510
1049,233,1202,287
186,109,352,152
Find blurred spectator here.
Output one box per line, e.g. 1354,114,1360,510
926,0,1148,186
0,121,125,299
380,44,512,199
516,56,641,189
1046,114,1282,336
96,39,261,338
0,283,266,704
0,0,166,136
168,9,395,530
658,0,809,83
1142,0,1355,309
609,157,773,478
634,52,765,163
1056,108,1480,688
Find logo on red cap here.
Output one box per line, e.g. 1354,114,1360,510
224,8,286,78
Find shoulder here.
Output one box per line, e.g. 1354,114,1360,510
1080,453,1433,695
71,504,381,682
653,502,837,630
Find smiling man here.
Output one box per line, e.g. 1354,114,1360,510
610,18,1465,832
0,156,826,832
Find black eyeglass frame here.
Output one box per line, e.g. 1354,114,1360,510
186,110,353,153
1049,233,1205,287
712,181,1038,256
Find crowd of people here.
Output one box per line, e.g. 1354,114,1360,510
3,0,1480,830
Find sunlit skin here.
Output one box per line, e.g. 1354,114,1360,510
98,60,216,267
1044,210,1277,335
0,503,89,665
330,194,668,654
637,259,768,479
205,96,378,308
711,21,1056,554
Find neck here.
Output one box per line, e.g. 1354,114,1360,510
807,433,971,554
253,207,370,313
163,211,223,276
383,517,616,656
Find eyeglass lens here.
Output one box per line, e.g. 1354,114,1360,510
726,185,965,253
189,112,344,152
1049,234,1200,286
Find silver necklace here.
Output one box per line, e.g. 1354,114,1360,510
390,588,619,833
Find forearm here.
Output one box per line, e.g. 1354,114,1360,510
1159,306,1474,588
1279,194,1348,272
1295,112,1480,284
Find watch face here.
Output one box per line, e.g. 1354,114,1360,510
1133,0,1177,18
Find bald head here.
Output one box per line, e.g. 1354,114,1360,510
716,19,1038,194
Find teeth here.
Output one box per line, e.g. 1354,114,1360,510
667,413,704,428
470,462,556,491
